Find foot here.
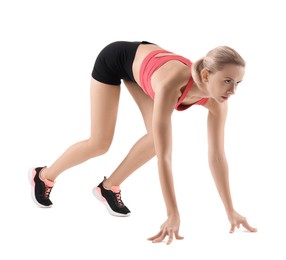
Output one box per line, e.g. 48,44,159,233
29,167,54,208
92,177,131,217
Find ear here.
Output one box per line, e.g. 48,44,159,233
200,68,209,83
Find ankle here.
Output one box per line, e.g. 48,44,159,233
40,167,55,182
103,178,112,190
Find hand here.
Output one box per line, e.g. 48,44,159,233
148,215,184,245
228,210,257,233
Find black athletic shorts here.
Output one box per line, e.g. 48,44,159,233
91,41,152,85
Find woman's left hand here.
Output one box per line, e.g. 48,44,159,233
228,210,257,233
147,215,184,245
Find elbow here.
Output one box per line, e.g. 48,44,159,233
208,147,226,163
156,154,172,168
157,155,172,164
208,153,227,165
208,153,228,172
209,154,226,163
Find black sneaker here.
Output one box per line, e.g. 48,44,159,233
92,177,131,217
29,167,54,208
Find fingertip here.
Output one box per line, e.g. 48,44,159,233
230,224,235,233
152,239,161,243
147,234,159,241
175,231,184,240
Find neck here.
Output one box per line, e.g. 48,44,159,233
190,81,209,98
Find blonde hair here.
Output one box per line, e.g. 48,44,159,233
192,46,245,85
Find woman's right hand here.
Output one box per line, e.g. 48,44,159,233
227,210,257,233
147,215,184,245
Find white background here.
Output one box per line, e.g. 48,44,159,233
1,0,285,259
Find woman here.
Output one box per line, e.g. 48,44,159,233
29,41,257,244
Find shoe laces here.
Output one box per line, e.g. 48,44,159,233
44,185,53,199
114,191,123,207
103,177,123,207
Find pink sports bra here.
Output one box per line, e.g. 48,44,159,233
139,50,208,111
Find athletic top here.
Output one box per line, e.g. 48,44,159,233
139,50,208,111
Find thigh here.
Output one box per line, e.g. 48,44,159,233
90,78,120,142
124,80,153,134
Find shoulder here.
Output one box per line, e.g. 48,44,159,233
153,62,191,92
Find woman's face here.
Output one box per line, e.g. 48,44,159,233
205,64,245,103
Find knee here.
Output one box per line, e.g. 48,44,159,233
87,138,111,158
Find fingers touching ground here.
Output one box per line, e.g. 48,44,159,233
229,218,257,233
148,229,184,245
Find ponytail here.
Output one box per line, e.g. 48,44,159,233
192,46,245,86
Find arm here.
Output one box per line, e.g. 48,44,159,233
148,72,185,244
204,99,257,233
152,86,179,217
205,99,234,214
